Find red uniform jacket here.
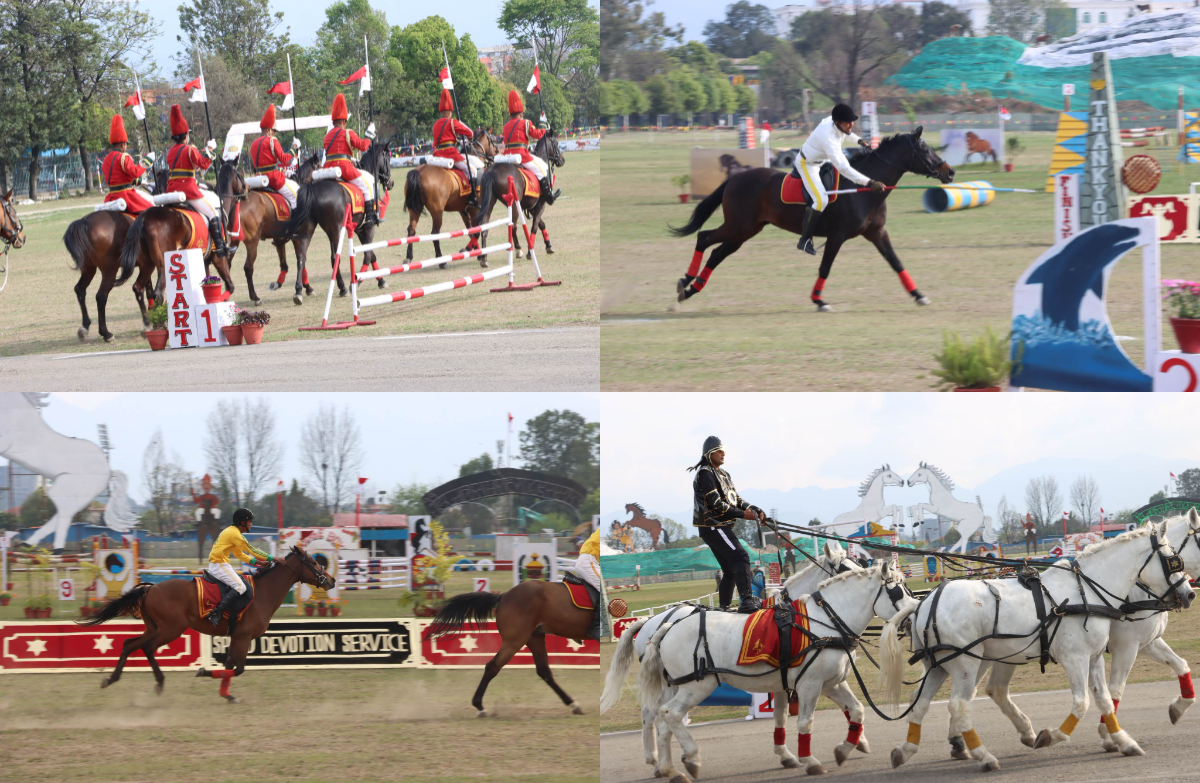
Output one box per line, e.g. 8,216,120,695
249,135,294,191
501,118,546,165
101,151,152,214
165,143,212,200
322,127,370,181
432,117,474,164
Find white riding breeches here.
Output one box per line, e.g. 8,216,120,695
188,197,217,221
276,178,298,208
350,172,375,202
207,562,246,594
455,155,484,177
573,553,602,593
794,157,828,212
521,156,549,180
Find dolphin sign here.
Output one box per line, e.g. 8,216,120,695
1011,219,1155,392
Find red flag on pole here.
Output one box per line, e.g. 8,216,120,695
526,64,540,95
268,81,292,96
439,66,453,90
341,65,368,84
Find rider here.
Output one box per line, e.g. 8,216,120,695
165,104,229,258
432,89,482,205
322,93,380,225
205,508,273,625
793,103,884,256
574,526,605,639
101,115,152,214
689,436,765,613
501,90,558,205
249,104,301,209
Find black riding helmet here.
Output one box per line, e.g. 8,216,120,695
232,508,254,529
689,436,725,471
832,103,859,124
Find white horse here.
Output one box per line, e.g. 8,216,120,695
0,393,138,551
890,522,1194,772
907,462,994,553
602,542,871,778
829,465,905,534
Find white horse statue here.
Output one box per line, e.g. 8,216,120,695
0,393,138,551
828,465,905,535
907,462,995,553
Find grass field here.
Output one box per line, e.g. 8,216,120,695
0,158,597,357
599,575,1200,733
599,128,1200,390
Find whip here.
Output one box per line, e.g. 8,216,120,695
826,184,1045,196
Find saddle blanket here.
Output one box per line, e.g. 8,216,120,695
564,579,595,611
178,209,210,251
337,181,366,215
450,168,473,196
195,576,254,622
781,165,841,206
737,599,811,668
520,169,541,199
253,189,293,222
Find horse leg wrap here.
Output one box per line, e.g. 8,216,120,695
692,266,714,293
1181,674,1195,699
686,249,703,278
811,277,827,303
898,270,917,293
1102,713,1120,734
843,709,850,723
790,697,799,716
846,722,863,745
1101,699,1120,723
302,268,309,286
906,722,921,745
1059,713,1079,736
797,733,811,758
961,729,981,751
541,228,550,242
275,270,287,285
212,669,233,697
774,727,786,746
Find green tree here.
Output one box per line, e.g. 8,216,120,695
621,80,649,114
703,1,777,59
600,80,628,116
390,16,501,133
499,0,599,91
920,1,974,44
1149,489,1168,505
710,76,737,114
669,67,707,115
643,73,677,115
733,83,757,113
388,481,433,515
517,409,599,491
1176,468,1200,498
600,0,683,80
792,6,906,108
177,0,290,86
282,480,334,527
987,0,1044,42
670,41,721,76
459,453,495,477
19,486,56,528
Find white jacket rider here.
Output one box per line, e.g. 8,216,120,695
793,103,885,255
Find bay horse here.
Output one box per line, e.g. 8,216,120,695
63,209,159,342
473,131,564,265
280,141,394,304
78,546,334,703
429,577,592,717
670,128,954,312
401,128,500,265
1,188,26,291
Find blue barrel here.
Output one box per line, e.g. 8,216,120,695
923,180,995,213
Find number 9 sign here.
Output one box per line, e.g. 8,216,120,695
58,579,74,601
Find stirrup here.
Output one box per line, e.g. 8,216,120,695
798,237,816,255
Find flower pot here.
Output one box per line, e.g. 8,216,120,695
953,386,1001,392
0,598,9,606
24,607,35,619
38,607,51,618
1170,317,1200,353
1004,163,1014,172
145,329,169,351
414,604,438,617
317,606,328,617
331,607,341,617
221,325,244,345
678,194,690,203
79,605,91,616
241,323,264,344
304,606,315,616
201,283,224,304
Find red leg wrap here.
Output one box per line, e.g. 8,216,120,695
846,722,863,745
686,249,703,278
275,270,287,285
1181,674,1195,699
693,266,714,292
798,733,811,758
774,727,786,746
843,710,850,723
898,270,917,293
790,696,799,716
541,228,550,241
212,670,232,697
811,277,827,302
302,268,309,286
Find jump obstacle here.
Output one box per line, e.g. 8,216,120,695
300,177,559,331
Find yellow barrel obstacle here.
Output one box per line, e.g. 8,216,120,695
923,181,995,213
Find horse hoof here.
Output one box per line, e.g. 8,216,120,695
890,749,907,769
950,748,970,760
546,247,555,254
293,294,304,305
856,739,870,754
476,709,489,718
305,286,314,295
100,677,112,689
570,701,585,715
683,760,700,778
1033,729,1053,749
252,299,263,306
1020,735,1037,748
806,764,827,775
516,250,524,259
668,775,691,783
77,327,88,341
479,259,488,269
981,759,1000,772
377,279,387,289
337,289,347,298
268,281,280,291
439,262,448,270
817,304,834,313
915,295,931,306
1102,741,1118,753
155,683,164,695
782,757,801,769
103,334,115,343
226,696,240,704
834,744,849,766
195,668,208,678
1121,742,1145,757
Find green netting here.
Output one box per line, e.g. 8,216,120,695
600,547,723,579
887,35,1200,111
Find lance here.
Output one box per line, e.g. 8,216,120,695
364,35,380,211
286,52,299,148
442,39,477,202
195,47,228,254
132,70,154,165
532,43,553,185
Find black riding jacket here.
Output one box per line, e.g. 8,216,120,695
693,464,761,528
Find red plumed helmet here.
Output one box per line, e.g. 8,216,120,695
260,103,276,130
108,115,127,145
169,104,189,136
507,90,524,115
438,89,454,113
330,93,349,121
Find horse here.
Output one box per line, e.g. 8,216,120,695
670,128,954,312
78,546,334,702
401,128,500,265
473,130,564,265
280,141,394,304
0,393,138,551
964,131,998,164
891,523,1194,772
627,562,917,780
907,462,995,553
428,574,593,717
624,502,666,548
1,189,26,290
829,465,905,535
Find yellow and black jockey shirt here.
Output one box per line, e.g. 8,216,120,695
693,464,761,528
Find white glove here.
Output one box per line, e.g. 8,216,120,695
291,137,302,149
365,122,376,140
145,151,156,162
206,138,217,151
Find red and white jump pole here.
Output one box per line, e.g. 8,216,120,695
491,176,561,292
298,204,370,331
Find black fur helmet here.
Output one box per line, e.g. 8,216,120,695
832,103,859,124
689,436,725,471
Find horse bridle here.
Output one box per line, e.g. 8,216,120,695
865,133,944,180
1130,530,1188,609
1,197,23,248
279,549,335,590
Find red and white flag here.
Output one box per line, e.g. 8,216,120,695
358,477,369,485
341,65,371,96
526,63,541,95
267,80,294,111
182,75,207,104
124,88,145,121
998,106,1011,121
439,65,453,90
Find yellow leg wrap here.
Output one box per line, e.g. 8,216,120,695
1059,713,1079,736
1103,713,1120,734
961,729,982,750
906,722,922,745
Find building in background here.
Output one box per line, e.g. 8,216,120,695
478,45,514,76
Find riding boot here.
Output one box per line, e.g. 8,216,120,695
797,208,817,255
367,199,383,226
205,588,241,626
208,218,229,258
735,561,761,613
540,178,559,204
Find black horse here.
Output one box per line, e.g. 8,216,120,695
473,131,564,265
670,128,954,312
281,141,394,304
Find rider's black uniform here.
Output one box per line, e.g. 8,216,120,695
691,436,763,612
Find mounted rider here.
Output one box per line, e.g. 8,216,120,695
322,93,380,225
573,527,607,639
101,115,152,214
794,103,885,256
249,104,301,209
165,104,229,257
432,88,482,204
205,508,275,625
689,436,765,613
500,90,558,205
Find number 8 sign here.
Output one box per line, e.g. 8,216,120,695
58,579,74,601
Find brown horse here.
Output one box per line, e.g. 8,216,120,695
1,189,26,289
429,579,592,716
473,131,565,264
78,546,333,702
63,208,161,342
401,128,500,265
624,502,666,548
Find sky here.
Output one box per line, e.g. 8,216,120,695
647,0,738,44
600,393,1200,532
11,393,599,504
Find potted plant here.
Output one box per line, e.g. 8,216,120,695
931,328,1011,391
221,308,244,346
201,275,225,304
23,596,37,619
1004,137,1021,173
672,174,691,203
303,598,316,617
145,300,169,351
1163,280,1200,353
317,600,328,617
239,309,270,344
37,594,52,618
397,589,444,618
329,599,343,617
0,591,11,607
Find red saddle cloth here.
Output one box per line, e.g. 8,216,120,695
737,599,811,668
450,168,473,196
256,189,292,222
336,181,366,215
176,208,210,251
780,169,841,206
520,169,541,199
564,580,594,611
195,576,255,622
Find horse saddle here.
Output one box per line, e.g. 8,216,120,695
196,572,255,635
562,571,601,641
519,169,542,199
781,163,842,206
737,597,812,669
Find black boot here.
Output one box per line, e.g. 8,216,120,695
797,208,817,255
209,218,229,259
738,595,763,614
367,200,383,226
205,588,240,626
540,178,559,205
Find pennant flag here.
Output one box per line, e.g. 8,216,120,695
1171,472,1177,479
183,75,207,103
526,63,540,95
268,80,294,111
341,64,370,96
440,66,453,90
358,477,369,485
998,106,1011,121
124,90,145,121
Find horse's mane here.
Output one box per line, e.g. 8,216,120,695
626,502,646,516
216,159,241,195
918,461,954,490
847,132,911,163
858,465,891,498
818,562,882,589
1074,524,1152,561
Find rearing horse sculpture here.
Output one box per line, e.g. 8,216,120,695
624,502,668,549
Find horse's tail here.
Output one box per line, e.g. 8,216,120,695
62,215,93,272
668,180,726,237
427,591,502,637
638,616,672,713
403,168,424,216
76,583,151,626
282,183,314,237
475,170,496,226
601,616,648,713
118,210,147,285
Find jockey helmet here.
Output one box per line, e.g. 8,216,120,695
832,103,858,124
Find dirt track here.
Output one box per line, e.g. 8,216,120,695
601,678,1199,782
